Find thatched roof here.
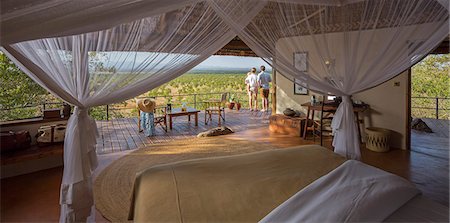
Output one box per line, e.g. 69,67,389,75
214,37,257,57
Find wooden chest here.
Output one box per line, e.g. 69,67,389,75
269,114,306,137
43,108,61,119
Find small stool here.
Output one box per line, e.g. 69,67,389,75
365,127,391,152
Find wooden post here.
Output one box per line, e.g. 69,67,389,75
436,97,439,119
194,94,197,109
271,69,277,113
106,105,109,121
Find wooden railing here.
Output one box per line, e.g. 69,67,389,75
411,97,450,120
103,91,257,121
0,91,265,122
0,100,64,122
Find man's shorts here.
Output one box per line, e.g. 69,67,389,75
261,88,270,98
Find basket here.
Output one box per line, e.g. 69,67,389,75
365,127,391,152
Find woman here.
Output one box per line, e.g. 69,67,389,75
245,67,259,111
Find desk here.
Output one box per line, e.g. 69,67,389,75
301,102,369,141
167,107,200,130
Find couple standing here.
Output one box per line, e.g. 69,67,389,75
245,65,272,112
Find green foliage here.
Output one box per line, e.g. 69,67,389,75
411,54,449,97
411,54,450,119
143,73,253,109
0,52,50,120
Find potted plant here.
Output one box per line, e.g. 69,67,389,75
228,94,235,109
236,99,241,111
235,97,241,111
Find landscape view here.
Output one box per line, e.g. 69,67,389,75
0,53,448,121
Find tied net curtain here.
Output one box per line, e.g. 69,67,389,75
0,0,448,222
211,0,449,159
1,1,257,221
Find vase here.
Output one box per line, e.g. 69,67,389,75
228,102,235,110
236,103,241,111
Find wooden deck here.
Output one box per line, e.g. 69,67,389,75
95,109,271,154
411,118,449,159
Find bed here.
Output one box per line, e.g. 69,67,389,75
128,145,448,222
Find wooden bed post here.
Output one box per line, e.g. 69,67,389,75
271,69,277,113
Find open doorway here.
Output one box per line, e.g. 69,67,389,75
409,53,449,159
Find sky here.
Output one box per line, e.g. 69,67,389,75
102,52,271,72
193,55,271,70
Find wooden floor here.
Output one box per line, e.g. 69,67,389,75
410,118,449,206
95,108,271,154
1,113,449,222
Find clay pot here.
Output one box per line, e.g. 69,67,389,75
236,103,241,111
228,102,235,109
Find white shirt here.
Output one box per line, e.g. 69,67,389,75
245,73,259,91
257,71,272,89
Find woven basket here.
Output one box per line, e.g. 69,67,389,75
365,127,391,152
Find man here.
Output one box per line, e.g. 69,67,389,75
257,65,271,112
245,67,259,111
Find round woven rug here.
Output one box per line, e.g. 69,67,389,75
94,137,278,222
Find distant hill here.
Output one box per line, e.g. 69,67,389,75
188,66,272,74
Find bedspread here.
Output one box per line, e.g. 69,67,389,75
129,145,346,222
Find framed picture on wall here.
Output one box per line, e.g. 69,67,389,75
294,79,308,95
294,52,308,72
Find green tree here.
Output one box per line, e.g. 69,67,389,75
0,52,49,120
412,54,449,97
411,54,450,119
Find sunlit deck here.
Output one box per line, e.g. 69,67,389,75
95,108,272,154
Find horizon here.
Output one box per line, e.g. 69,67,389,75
192,55,271,71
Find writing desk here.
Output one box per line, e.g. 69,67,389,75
301,102,369,142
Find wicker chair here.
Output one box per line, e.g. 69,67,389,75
204,93,227,126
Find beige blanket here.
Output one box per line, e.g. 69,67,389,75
129,145,346,222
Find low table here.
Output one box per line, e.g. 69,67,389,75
167,107,200,130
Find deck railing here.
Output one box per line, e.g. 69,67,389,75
0,100,65,122
0,91,268,122
102,91,262,121
411,97,450,120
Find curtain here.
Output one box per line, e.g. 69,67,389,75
211,0,449,159
0,0,201,45
1,2,256,221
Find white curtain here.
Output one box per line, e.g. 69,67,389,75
211,0,449,159
1,0,448,222
1,2,257,221
0,0,202,45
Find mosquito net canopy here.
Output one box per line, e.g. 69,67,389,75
1,0,448,222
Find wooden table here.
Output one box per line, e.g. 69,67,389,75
167,107,200,130
301,102,369,141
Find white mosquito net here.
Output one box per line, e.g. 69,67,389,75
1,0,448,222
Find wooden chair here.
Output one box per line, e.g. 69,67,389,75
137,106,168,133
204,93,227,126
312,102,335,146
153,106,168,132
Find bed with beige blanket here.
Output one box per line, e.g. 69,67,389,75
128,145,448,222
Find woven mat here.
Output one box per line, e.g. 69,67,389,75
94,137,278,222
